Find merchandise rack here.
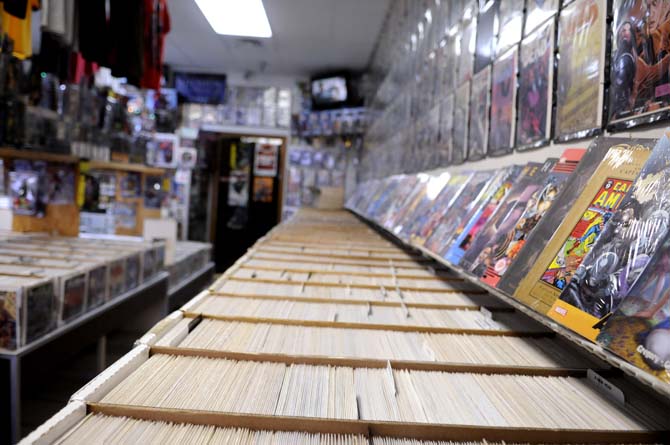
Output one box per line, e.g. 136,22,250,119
0,272,169,445
347,208,670,402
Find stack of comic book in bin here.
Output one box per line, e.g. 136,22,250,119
0,235,165,351
166,241,212,289
347,134,670,389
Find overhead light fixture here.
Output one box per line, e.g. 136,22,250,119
195,0,273,38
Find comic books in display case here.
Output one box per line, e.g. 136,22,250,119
550,133,670,341
459,160,556,275
513,139,654,314
525,0,558,36
478,150,585,286
412,172,474,246
497,0,525,55
597,233,670,384
59,270,89,323
517,19,555,150
444,165,522,265
468,67,492,161
608,0,670,130
554,0,607,142
489,46,518,156
452,81,471,164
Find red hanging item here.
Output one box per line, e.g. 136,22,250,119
141,0,170,91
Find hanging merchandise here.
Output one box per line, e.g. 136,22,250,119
516,20,555,151
554,0,607,142
108,0,145,86
467,66,492,161
78,0,108,65
488,46,518,156
141,0,171,90
147,132,178,168
1,0,40,59
608,0,670,130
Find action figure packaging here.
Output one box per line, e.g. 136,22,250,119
608,0,670,130
554,0,608,142
452,81,471,164
489,46,518,156
468,66,492,161
550,133,670,340
516,19,555,151
512,139,654,314
597,233,670,384
444,165,523,265
423,170,496,257
459,160,555,275
479,149,585,286
412,172,474,246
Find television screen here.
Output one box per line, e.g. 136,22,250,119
312,77,348,107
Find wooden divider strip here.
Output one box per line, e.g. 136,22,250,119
225,277,482,294
87,403,666,444
247,254,436,270
236,264,462,281
150,346,594,377
250,248,426,263
183,312,552,337
261,240,407,253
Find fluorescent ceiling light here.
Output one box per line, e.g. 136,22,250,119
195,0,273,38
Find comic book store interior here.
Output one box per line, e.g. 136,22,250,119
3,0,670,443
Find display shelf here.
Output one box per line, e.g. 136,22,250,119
167,261,215,312
0,272,169,445
348,209,670,402
200,123,290,138
0,147,79,164
85,160,165,175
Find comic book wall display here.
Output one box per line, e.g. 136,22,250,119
555,0,608,142
444,165,522,264
597,233,670,384
513,140,653,314
468,67,493,161
497,0,526,54
517,20,555,150
424,171,493,254
498,138,616,295
480,150,585,286
452,82,471,164
458,13,478,85
459,161,555,274
489,47,518,156
550,134,670,340
439,94,455,163
475,0,500,73
525,0,559,36
399,172,452,240
608,0,670,130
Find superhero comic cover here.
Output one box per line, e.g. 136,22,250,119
489,46,519,156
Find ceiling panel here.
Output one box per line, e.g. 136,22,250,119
164,0,391,77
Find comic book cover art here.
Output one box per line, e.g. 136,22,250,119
512,141,652,312
480,150,584,286
413,173,474,245
424,171,493,255
400,172,452,240
0,290,20,349
381,177,424,230
88,265,108,308
597,234,670,384
125,254,141,291
551,134,670,339
475,0,500,73
525,0,559,36
452,82,471,164
24,281,57,344
60,273,87,323
390,176,430,235
445,166,522,264
468,67,492,161
555,0,607,142
517,20,555,150
609,0,670,129
458,14,478,85
497,0,525,54
489,47,518,156
460,161,552,274
109,258,126,298
499,139,628,295
439,94,455,164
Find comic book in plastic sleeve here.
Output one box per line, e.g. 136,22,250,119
489,46,518,156
399,172,452,241
550,133,670,340
468,66,492,161
452,81,471,164
513,140,653,314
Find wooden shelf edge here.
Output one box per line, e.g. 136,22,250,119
86,160,165,175
0,147,79,164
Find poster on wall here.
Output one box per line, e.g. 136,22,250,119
516,20,555,150
228,171,250,207
554,0,607,142
253,177,274,203
253,143,279,177
489,46,518,156
452,81,471,164
468,67,492,161
608,0,670,130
